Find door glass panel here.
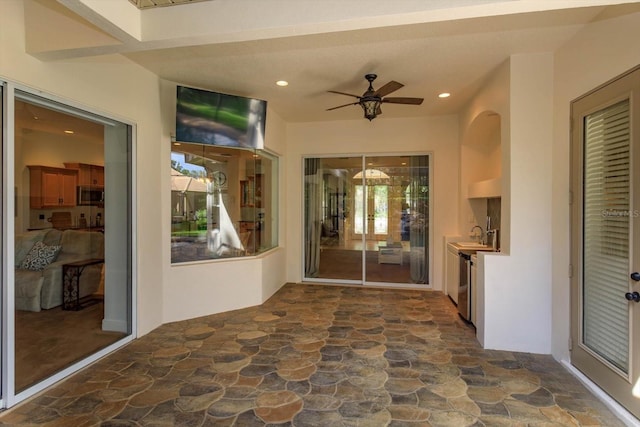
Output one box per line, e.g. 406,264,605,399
373,185,388,234
13,92,132,393
364,155,429,285
303,155,429,285
582,99,630,372
303,157,362,281
354,185,365,235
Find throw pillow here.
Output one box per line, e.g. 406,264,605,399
19,241,62,271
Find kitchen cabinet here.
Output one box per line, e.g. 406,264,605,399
446,243,460,304
28,165,77,208
64,162,104,186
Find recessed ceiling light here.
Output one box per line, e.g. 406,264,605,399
173,142,181,146
276,80,289,87
64,130,74,134
438,92,451,98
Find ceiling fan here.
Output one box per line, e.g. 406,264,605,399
326,74,424,121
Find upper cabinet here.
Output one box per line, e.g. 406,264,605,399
28,166,77,208
64,163,104,187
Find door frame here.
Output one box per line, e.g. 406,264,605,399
570,65,640,419
301,152,434,289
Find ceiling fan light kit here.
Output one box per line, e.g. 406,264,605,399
327,74,423,121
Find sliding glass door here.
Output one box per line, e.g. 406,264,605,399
304,157,362,282
303,154,430,286
1,85,134,408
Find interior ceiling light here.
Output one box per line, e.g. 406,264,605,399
276,80,289,87
353,169,390,179
438,92,451,98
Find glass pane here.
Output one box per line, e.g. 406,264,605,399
582,99,630,372
373,185,388,234
171,144,278,262
354,185,364,234
303,157,362,281
365,155,429,285
14,93,132,392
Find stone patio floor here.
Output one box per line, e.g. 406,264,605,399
0,283,628,426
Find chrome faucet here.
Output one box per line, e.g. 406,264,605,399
470,225,484,244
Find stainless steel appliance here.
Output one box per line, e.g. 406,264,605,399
77,186,104,206
458,252,472,321
486,229,499,251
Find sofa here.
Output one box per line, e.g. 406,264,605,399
15,229,104,312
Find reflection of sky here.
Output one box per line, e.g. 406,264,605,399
171,152,205,174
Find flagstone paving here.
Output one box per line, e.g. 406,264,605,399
0,284,627,426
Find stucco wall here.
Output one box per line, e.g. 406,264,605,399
159,80,289,324
460,53,555,354
1,0,164,335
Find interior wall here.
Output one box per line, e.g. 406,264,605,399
2,0,164,335
285,115,459,291
551,9,640,362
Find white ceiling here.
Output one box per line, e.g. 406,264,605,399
30,1,640,123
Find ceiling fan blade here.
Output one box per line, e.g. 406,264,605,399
326,102,359,111
383,97,424,105
328,90,361,99
374,81,404,97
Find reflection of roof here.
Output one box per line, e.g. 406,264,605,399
171,169,208,193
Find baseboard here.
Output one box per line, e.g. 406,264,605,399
561,360,640,427
102,318,128,333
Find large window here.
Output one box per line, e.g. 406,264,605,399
170,142,278,263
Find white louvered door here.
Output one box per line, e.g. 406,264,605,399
571,67,640,419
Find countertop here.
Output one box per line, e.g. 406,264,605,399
448,241,491,251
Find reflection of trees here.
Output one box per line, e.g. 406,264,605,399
171,160,206,179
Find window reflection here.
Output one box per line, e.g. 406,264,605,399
171,142,277,262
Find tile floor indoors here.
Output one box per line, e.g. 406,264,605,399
0,283,627,426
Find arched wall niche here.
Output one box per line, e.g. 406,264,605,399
463,110,501,181
460,110,502,237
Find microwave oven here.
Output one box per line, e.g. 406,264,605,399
77,186,104,206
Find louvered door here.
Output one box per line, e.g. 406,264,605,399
571,66,640,418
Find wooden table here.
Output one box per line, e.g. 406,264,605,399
62,258,104,310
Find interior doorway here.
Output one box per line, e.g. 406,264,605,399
303,154,430,286
353,184,389,241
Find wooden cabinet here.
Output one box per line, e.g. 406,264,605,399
64,163,104,186
446,243,460,304
28,166,77,208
